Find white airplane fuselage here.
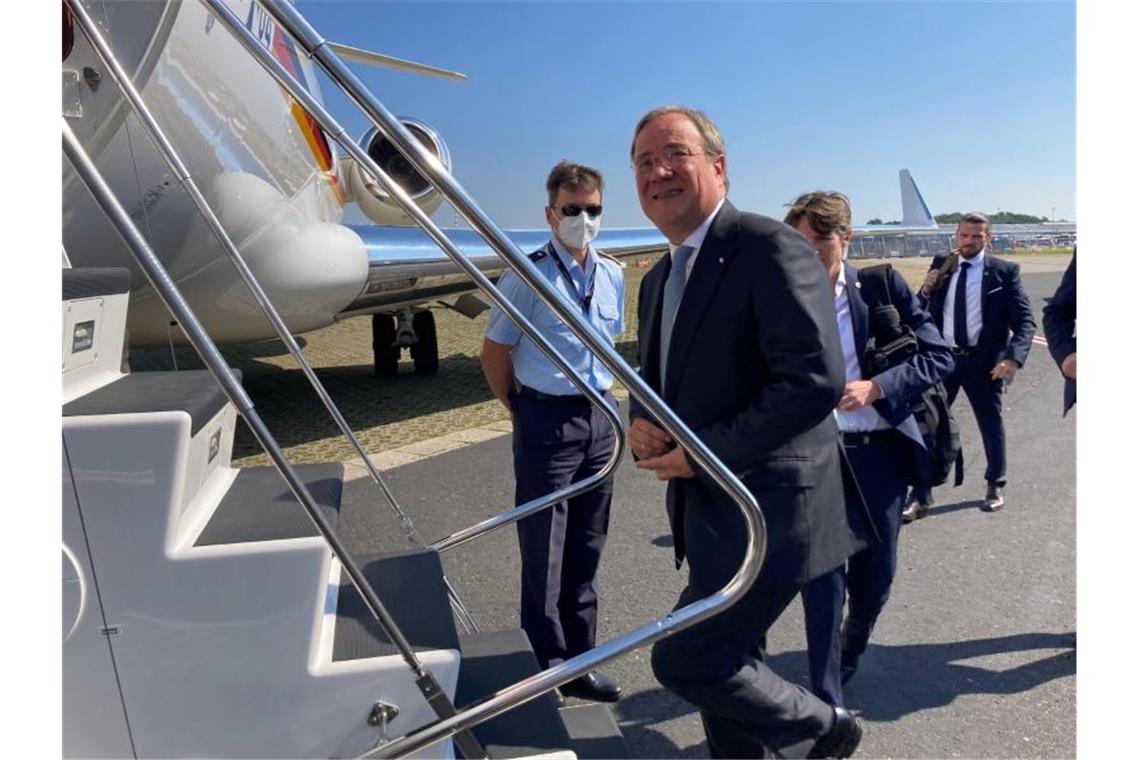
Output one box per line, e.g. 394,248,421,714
63,0,367,344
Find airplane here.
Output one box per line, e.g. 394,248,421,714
59,3,953,756
62,0,665,378
62,0,940,379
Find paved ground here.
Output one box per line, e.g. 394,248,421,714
132,253,1075,757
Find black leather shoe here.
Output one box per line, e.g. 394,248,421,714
808,706,863,759
559,670,622,703
983,484,1005,512
901,496,930,524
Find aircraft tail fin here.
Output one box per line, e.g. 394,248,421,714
899,169,938,228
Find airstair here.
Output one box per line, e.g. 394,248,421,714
61,1,768,757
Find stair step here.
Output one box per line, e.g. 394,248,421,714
334,549,461,660
195,463,344,546
62,267,132,301
559,703,629,759
63,369,233,436
455,628,572,758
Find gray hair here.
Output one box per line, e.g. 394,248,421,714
630,105,728,190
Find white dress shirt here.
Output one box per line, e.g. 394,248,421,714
667,197,726,282
832,266,891,433
941,249,986,348
835,267,925,446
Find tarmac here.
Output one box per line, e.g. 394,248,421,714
131,253,1075,757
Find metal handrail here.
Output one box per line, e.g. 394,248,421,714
62,120,488,760
253,1,769,756
200,0,628,554
61,0,488,635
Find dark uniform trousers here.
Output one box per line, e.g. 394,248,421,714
512,388,617,669
802,429,911,706
943,350,1007,487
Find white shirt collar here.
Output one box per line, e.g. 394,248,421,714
961,248,986,269
669,197,726,259
834,262,848,298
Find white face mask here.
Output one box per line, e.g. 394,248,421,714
557,211,601,251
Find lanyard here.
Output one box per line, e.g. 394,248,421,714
548,242,596,315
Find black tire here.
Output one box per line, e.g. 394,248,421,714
410,310,439,375
372,313,399,377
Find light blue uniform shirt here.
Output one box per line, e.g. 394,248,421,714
485,238,625,395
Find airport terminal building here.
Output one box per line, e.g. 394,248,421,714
847,223,1078,259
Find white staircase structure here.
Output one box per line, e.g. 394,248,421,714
62,268,458,758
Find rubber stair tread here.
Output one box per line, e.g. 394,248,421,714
334,549,460,660
196,463,343,546
63,370,234,436
455,628,572,758
559,703,629,759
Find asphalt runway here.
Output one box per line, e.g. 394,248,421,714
335,269,1076,758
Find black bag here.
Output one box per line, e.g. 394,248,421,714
857,265,964,488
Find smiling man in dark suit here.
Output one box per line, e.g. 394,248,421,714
906,213,1036,518
626,106,864,759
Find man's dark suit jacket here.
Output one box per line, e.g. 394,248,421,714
1042,252,1076,414
920,253,1036,370
846,263,954,482
629,201,861,593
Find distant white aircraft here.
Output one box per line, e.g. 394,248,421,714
62,0,936,375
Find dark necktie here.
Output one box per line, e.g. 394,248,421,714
659,245,695,389
954,261,972,348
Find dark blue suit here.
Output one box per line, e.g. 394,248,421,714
630,202,867,757
1042,252,1076,415
919,253,1035,489
801,264,953,706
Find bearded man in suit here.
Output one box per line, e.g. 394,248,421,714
905,213,1036,518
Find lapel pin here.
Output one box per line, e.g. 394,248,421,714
855,281,861,289
718,256,725,264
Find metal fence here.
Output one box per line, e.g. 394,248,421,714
847,225,1077,260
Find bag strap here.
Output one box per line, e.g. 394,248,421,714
857,264,903,343
856,263,894,310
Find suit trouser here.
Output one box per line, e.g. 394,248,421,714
651,539,835,757
512,390,616,669
944,352,1007,487
801,430,910,706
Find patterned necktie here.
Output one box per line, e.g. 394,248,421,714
659,245,695,389
954,261,972,348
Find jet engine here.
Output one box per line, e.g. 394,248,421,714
341,118,451,226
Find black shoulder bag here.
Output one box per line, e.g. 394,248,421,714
857,265,964,488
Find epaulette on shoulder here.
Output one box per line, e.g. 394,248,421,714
595,250,626,269
528,248,548,262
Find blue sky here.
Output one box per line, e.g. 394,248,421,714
301,1,1075,229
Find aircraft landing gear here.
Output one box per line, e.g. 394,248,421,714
372,314,399,377
410,310,438,375
370,308,440,377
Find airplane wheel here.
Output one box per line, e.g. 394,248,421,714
411,310,439,375
372,313,399,377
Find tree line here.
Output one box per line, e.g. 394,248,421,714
865,211,1059,225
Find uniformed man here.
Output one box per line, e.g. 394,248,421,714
480,160,624,703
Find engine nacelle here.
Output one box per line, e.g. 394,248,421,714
341,118,451,226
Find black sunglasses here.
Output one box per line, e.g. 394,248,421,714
560,203,603,218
